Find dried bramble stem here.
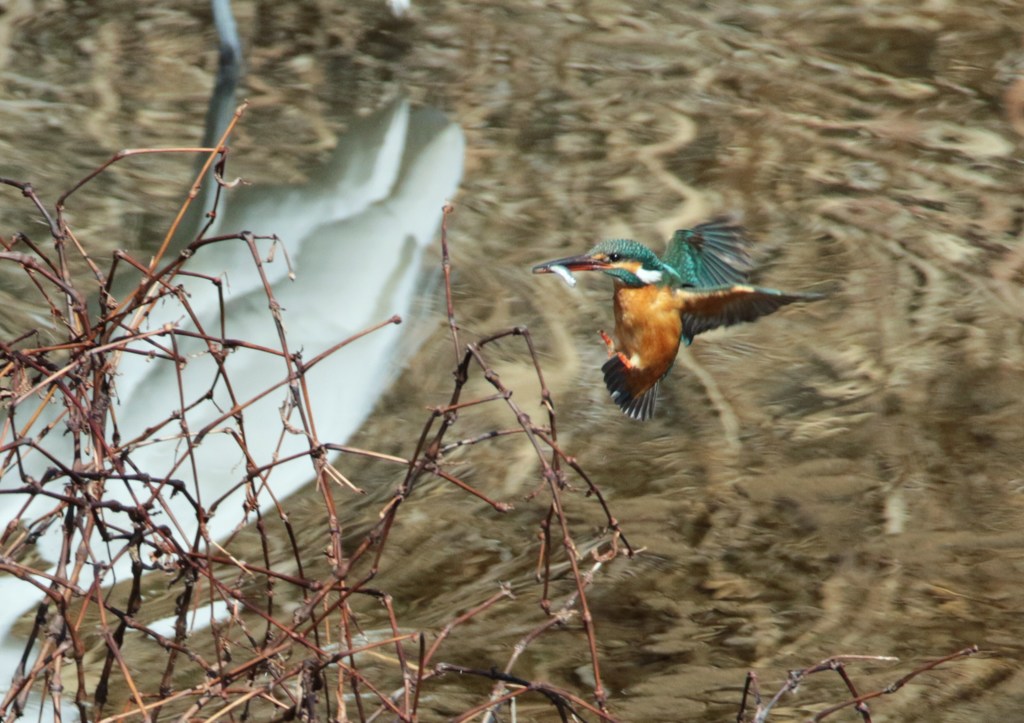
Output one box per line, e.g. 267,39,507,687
737,646,981,723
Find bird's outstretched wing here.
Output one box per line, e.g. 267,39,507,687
602,356,660,421
663,218,755,287
680,286,824,344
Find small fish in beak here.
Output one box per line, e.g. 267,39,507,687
547,263,577,287
532,252,610,288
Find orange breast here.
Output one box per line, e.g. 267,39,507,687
611,284,683,395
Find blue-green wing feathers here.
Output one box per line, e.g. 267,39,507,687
664,218,755,287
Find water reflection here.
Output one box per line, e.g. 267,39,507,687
3,1,1024,720
0,1,463,714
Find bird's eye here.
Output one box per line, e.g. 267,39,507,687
606,253,622,262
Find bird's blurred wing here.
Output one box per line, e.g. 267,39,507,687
679,285,823,343
663,218,755,287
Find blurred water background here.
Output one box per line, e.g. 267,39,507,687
2,1,1023,720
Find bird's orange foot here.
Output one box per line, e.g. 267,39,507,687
599,331,634,369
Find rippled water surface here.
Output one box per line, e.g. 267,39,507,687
2,1,1023,720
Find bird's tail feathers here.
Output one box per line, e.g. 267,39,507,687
602,356,659,421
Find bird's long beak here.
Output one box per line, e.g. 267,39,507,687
531,254,610,274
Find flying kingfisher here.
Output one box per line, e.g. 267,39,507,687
532,219,823,421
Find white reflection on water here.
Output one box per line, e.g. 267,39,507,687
0,96,464,710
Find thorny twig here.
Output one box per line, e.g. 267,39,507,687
737,646,981,723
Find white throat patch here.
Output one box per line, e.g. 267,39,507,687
635,267,663,284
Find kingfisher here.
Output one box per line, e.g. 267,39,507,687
532,219,823,421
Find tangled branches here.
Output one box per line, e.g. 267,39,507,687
0,112,628,721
